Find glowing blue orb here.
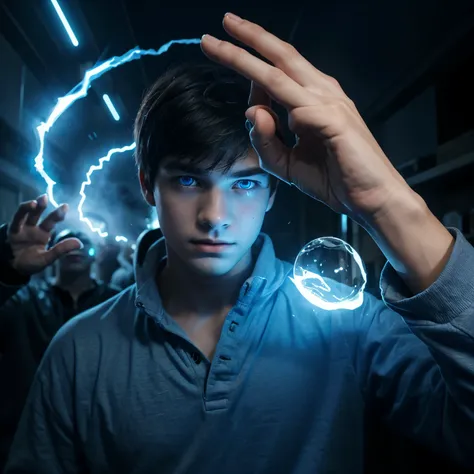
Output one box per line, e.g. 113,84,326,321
292,237,366,311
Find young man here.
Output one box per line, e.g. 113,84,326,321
5,15,474,473
0,213,119,471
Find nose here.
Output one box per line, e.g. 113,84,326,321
197,188,231,232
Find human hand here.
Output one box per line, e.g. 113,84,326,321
201,14,414,221
7,195,82,276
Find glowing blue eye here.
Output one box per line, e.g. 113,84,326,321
236,180,255,190
88,248,95,257
178,176,196,187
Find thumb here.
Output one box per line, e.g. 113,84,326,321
44,238,83,266
246,106,292,185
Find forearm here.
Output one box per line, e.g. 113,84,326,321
362,189,455,294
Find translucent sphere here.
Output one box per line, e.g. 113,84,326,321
292,237,366,310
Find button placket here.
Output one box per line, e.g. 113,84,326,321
203,280,264,410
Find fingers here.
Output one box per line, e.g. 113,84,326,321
246,107,292,184
222,13,325,89
201,34,309,109
10,201,37,234
38,204,69,233
248,83,274,136
44,238,82,266
25,194,48,226
249,82,271,107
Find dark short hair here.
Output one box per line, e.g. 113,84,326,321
134,63,252,193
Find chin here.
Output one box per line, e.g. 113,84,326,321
187,257,240,277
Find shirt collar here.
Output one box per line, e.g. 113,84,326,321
134,234,292,319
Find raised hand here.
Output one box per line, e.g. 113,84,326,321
201,14,414,221
7,195,82,276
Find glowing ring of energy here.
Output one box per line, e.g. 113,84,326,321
33,39,201,242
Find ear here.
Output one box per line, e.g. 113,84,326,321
139,168,155,206
266,181,278,212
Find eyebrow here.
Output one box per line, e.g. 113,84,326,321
162,163,269,179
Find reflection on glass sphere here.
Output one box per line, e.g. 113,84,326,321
292,236,366,310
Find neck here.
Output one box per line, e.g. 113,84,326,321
158,249,254,318
55,270,94,297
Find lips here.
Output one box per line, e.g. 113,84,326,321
191,239,233,245
190,239,235,253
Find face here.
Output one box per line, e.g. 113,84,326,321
140,150,275,277
58,237,96,273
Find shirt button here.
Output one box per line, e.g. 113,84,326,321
229,321,239,332
191,352,201,364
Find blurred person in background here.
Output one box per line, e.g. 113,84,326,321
111,243,135,290
110,228,165,290
95,239,121,285
0,195,119,472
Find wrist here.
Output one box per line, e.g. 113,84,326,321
360,188,454,293
363,187,428,232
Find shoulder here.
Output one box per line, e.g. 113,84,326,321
2,277,51,305
45,285,138,361
33,285,140,401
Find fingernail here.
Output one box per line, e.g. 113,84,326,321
201,34,219,45
225,12,242,22
78,241,84,250
57,205,67,217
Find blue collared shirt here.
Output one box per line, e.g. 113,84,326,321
5,231,474,473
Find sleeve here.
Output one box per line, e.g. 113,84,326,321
4,325,87,473
0,284,31,352
0,264,30,310
345,229,474,468
0,282,26,308
0,223,30,307
0,223,32,346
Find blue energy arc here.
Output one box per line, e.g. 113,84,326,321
34,39,200,240
77,143,136,238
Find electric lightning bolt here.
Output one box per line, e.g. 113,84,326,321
77,142,136,239
34,38,200,239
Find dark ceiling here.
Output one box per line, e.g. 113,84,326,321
1,0,474,240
